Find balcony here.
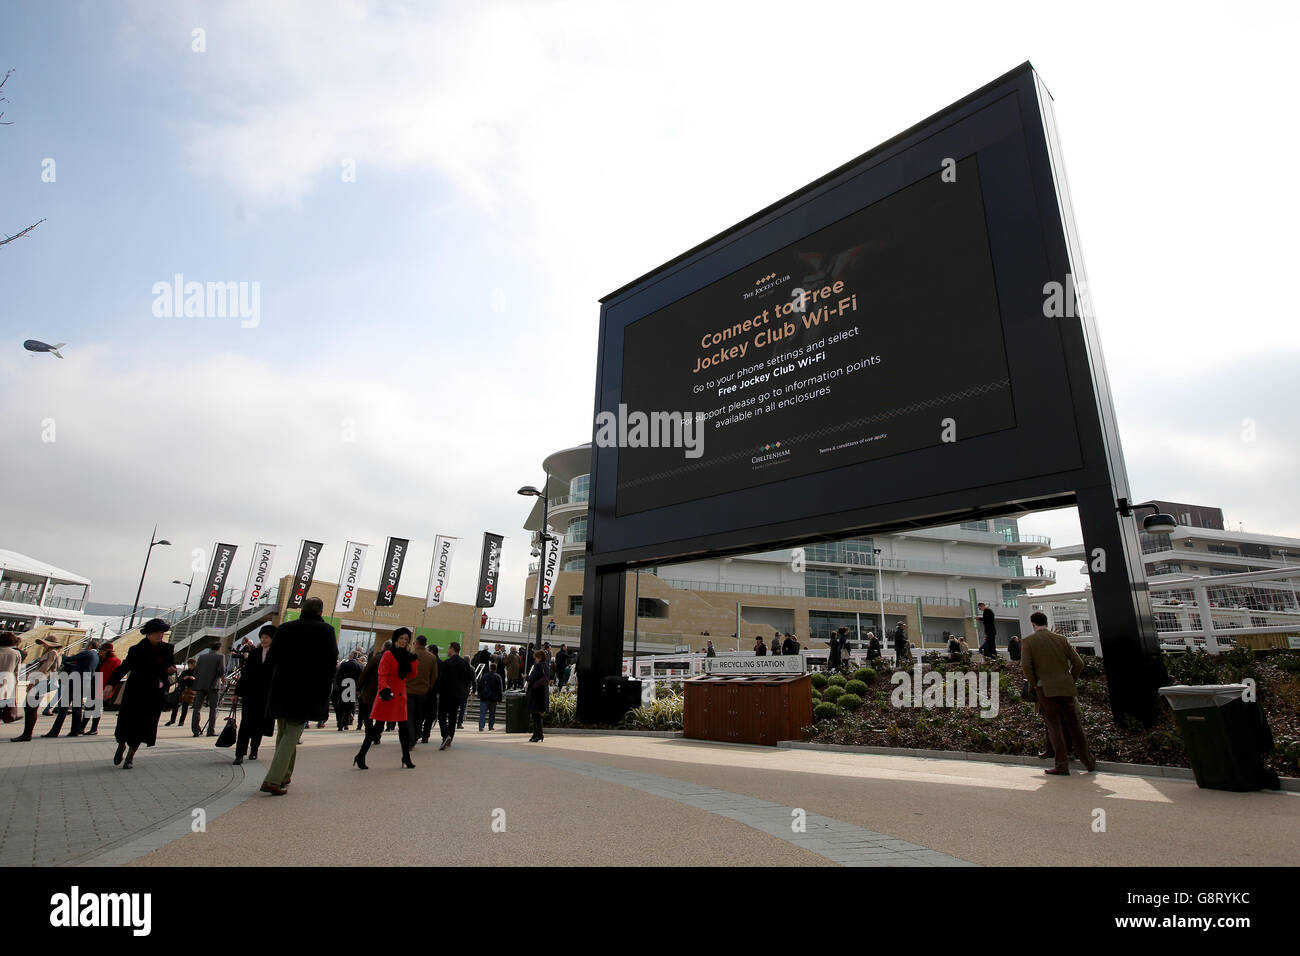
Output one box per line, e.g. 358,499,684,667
547,492,589,509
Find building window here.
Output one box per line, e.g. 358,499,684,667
569,474,590,501
637,598,668,619
804,570,874,600
568,595,583,617
563,556,585,572
565,516,587,544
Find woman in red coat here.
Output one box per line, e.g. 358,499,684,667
353,628,417,770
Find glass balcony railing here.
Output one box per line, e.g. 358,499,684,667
548,492,589,508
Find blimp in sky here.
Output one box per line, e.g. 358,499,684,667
23,339,65,358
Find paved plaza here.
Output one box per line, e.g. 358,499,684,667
2,715,1296,867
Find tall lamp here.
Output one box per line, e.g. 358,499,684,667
128,526,171,629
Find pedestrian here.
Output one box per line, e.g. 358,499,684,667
354,627,417,770
420,644,442,742
111,619,178,769
232,625,275,766
547,619,556,636
504,643,521,690
406,635,437,745
706,640,717,659
191,644,226,737
332,650,364,731
781,632,798,656
0,632,21,727
165,658,197,726
770,632,782,656
12,637,60,740
977,602,997,658
866,631,881,662
946,631,962,662
893,622,908,662
827,628,843,671
436,642,473,750
44,639,99,738
1008,634,1022,662
260,597,339,795
516,646,528,686
478,661,504,731
1021,611,1095,775
84,640,121,735
481,611,488,628
555,643,571,688
753,636,766,656
526,649,549,742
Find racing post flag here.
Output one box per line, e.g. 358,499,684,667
198,543,238,612
426,534,456,608
334,541,369,614
287,540,324,611
240,542,277,611
376,537,409,607
475,533,504,608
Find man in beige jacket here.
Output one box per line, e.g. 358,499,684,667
1021,611,1096,775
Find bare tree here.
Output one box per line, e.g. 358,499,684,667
1,68,45,248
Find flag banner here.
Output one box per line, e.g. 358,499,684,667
376,537,409,607
240,542,277,611
426,535,456,608
535,533,561,612
198,543,239,611
287,540,324,610
334,541,369,614
475,532,504,608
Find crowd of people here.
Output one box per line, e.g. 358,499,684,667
0,598,567,791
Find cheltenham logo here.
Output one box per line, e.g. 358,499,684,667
49,886,151,936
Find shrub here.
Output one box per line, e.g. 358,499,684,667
828,673,847,687
837,693,863,711
821,684,845,702
1274,652,1300,676
844,679,868,697
1166,649,1219,686
619,694,684,731
813,702,841,721
811,690,822,702
547,691,579,727
810,672,830,690
852,667,875,684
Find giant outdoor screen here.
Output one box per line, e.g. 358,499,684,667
589,64,1118,569
617,157,1014,517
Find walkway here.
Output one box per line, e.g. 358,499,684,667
3,717,1296,866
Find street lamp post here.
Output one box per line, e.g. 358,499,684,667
518,482,551,663
173,575,194,615
129,526,171,630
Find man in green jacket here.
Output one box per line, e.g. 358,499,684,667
1021,611,1096,775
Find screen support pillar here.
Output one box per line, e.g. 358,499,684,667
576,562,626,724
1076,484,1167,727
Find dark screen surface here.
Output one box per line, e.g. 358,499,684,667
617,157,1014,516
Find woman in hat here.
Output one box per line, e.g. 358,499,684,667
353,628,417,770
111,619,177,769
11,636,61,742
526,648,549,743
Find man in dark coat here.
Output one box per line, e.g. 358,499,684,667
525,649,550,742
893,622,909,662
420,644,442,742
332,650,364,730
233,624,275,765
436,642,473,750
827,628,843,671
978,602,998,658
781,632,798,656
43,640,100,738
260,598,337,795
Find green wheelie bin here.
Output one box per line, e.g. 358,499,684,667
1158,684,1281,792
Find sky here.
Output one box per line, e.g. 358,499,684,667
2,0,1298,615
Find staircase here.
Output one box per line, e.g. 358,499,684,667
164,586,280,662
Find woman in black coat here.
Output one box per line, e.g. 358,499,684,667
526,650,549,743
112,619,177,769
232,625,275,765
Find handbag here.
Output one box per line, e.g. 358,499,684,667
215,700,238,748
1020,679,1037,703
1,703,19,723
180,688,196,705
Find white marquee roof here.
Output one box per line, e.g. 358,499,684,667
0,548,92,586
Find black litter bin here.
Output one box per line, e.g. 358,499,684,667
1159,684,1281,792
504,692,529,734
